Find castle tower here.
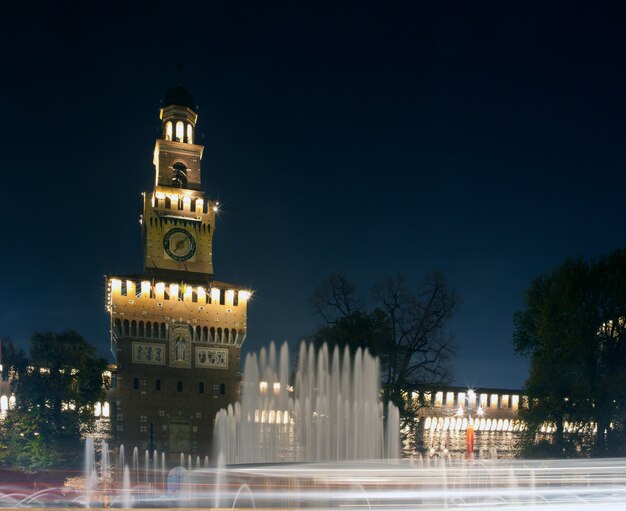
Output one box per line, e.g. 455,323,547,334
106,85,251,458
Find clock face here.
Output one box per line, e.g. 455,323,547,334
163,228,196,261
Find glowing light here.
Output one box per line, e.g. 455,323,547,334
170,284,179,298
141,281,150,296
477,405,484,416
102,402,110,418
259,381,268,394
155,282,165,296
273,382,281,394
225,289,235,305
155,191,165,200
211,288,220,303
456,405,464,416
239,290,252,301
111,279,121,294
183,285,193,301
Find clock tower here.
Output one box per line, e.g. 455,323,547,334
106,85,251,459
143,86,216,278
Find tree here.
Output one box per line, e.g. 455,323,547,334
0,331,109,469
513,248,626,457
309,272,460,433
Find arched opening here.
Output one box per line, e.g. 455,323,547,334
138,321,144,337
160,323,167,338
123,320,129,336
131,321,137,337
187,124,193,144
172,162,187,188
231,329,237,344
195,326,201,341
146,322,152,338
210,327,215,343
175,121,184,142
217,328,223,343
165,121,173,141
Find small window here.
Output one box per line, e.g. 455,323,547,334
220,383,226,395
156,379,161,391
133,378,139,390
172,162,187,188
165,121,173,141
177,380,183,392
175,121,184,142
199,382,204,394
187,124,193,144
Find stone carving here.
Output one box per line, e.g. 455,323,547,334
132,342,165,365
196,347,228,369
169,324,191,368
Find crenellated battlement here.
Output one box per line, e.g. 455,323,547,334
149,189,217,216
106,276,250,347
107,278,251,308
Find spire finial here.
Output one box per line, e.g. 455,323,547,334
177,62,183,85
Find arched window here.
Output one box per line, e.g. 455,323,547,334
172,162,187,188
203,326,209,342
123,320,129,336
146,322,152,338
210,327,215,343
187,124,193,144
217,328,223,343
131,320,137,337
165,121,173,141
175,121,184,142
164,197,171,208
160,323,167,338
138,321,144,337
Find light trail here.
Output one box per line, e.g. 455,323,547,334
3,458,626,509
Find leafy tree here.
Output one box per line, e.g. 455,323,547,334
513,249,626,457
309,272,460,439
0,331,108,469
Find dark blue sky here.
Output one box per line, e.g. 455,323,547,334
2,1,625,388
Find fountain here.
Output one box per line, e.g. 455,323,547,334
214,341,400,464
6,341,626,509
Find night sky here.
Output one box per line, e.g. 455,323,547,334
2,1,626,389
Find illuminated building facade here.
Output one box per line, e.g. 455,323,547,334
105,85,251,457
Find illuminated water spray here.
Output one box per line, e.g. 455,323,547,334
214,341,400,464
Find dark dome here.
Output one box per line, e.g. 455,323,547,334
163,85,195,109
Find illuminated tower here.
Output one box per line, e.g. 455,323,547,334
105,85,251,458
